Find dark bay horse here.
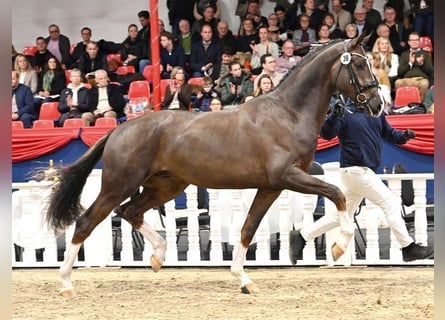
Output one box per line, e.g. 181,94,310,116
47,33,383,297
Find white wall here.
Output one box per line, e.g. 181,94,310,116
13,0,388,52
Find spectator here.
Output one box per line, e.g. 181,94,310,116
219,61,253,107
382,6,408,55
344,23,358,39
192,76,219,112
302,0,325,32
191,4,219,42
275,40,301,75
240,0,269,32
423,85,434,113
235,18,259,68
395,32,433,101
32,36,56,74
158,19,167,33
167,0,195,36
189,23,222,80
322,12,343,39
250,26,280,74
82,69,126,126
267,12,287,48
58,68,90,127
177,19,193,62
162,66,192,111
69,27,92,69
12,70,36,128
253,53,284,91
330,0,352,32
352,6,374,36
216,20,237,56
160,31,187,80
372,36,399,89
121,24,147,72
254,73,274,96
137,10,152,74
292,13,316,57
194,0,221,20
367,23,391,53
209,96,223,111
313,24,332,46
213,47,234,88
35,57,66,116
78,41,109,79
45,24,71,70
362,0,382,31
13,54,38,94
274,4,298,33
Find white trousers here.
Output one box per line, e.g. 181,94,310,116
301,166,413,248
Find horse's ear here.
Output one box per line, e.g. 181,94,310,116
349,32,372,49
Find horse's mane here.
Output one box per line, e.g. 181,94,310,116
277,39,344,87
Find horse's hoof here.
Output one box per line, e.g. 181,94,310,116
150,255,163,272
59,287,76,298
240,283,258,294
331,242,345,261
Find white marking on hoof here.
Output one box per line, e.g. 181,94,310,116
331,242,345,261
150,255,163,272
59,287,76,298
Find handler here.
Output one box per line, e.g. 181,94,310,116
289,97,434,264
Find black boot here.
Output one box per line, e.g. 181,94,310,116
402,242,434,262
289,230,306,265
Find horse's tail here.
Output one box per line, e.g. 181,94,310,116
46,131,114,231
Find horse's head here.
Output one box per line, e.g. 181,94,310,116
333,33,384,117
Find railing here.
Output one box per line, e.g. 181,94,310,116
12,165,434,268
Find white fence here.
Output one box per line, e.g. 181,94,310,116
12,164,434,268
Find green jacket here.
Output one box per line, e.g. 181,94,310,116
219,71,253,105
397,49,434,81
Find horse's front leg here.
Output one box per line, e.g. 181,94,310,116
230,189,281,294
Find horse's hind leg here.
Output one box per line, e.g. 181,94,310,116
116,178,188,271
231,189,281,294
59,192,124,297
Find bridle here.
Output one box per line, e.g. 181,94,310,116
334,40,380,113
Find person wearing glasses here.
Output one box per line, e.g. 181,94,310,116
253,53,284,91
395,32,433,102
45,24,71,70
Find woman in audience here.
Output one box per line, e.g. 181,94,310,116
343,23,358,39
372,36,399,89
322,12,343,40
254,73,274,97
267,13,286,48
367,51,392,113
162,66,192,111
14,54,38,94
235,18,259,69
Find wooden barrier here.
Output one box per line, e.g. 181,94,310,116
12,168,434,268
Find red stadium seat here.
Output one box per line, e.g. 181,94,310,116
394,86,421,108
63,118,85,128
33,120,55,129
22,46,38,56
419,36,433,53
116,65,135,75
106,53,123,65
69,43,77,55
142,65,153,82
12,121,24,130
188,77,204,86
159,79,170,102
39,102,61,121
128,80,150,100
95,117,117,128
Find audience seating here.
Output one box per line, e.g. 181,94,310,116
142,65,153,82
95,117,118,128
116,65,136,75
106,53,123,65
65,69,72,85
159,79,170,102
188,77,204,86
419,36,433,55
33,119,55,129
128,80,150,100
22,46,38,56
69,43,77,55
12,121,24,130
39,102,61,121
393,86,421,108
63,118,85,128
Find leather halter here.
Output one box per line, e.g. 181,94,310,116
336,40,380,111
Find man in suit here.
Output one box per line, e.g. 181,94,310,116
45,24,71,70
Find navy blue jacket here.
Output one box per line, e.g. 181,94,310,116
320,101,407,172
189,39,222,77
13,83,36,117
